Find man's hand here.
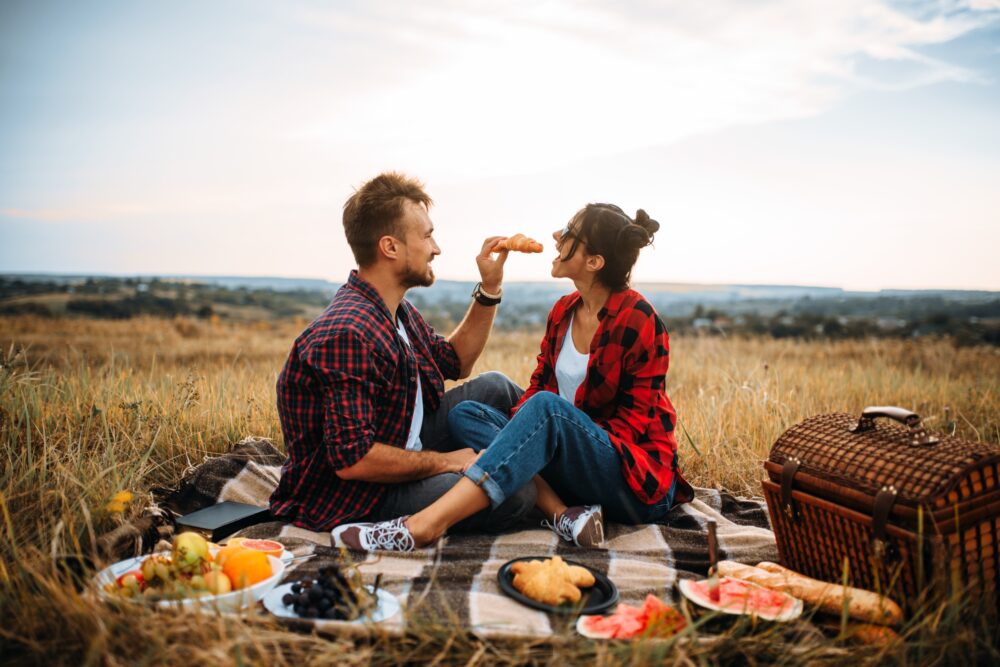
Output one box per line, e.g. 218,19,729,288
440,448,479,474
446,237,507,378
461,449,487,474
476,236,508,293
336,443,477,483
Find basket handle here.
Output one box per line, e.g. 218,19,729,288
849,406,939,446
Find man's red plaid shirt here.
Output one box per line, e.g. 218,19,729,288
512,289,693,506
270,271,461,531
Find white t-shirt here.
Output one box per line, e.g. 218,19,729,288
555,312,590,404
396,319,423,451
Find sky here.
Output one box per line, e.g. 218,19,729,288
1,0,999,291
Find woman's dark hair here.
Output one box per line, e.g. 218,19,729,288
560,203,659,291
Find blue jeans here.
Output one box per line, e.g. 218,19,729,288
449,392,677,525
366,371,536,533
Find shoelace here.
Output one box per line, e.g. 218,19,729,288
541,512,578,542
366,518,415,551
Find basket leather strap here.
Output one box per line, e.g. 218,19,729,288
780,457,801,520
872,486,898,560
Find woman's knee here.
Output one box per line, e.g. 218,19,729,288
447,400,484,433
519,391,567,416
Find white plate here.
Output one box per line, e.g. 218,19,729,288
678,577,803,622
262,583,400,625
94,552,285,612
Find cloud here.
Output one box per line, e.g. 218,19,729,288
282,0,999,179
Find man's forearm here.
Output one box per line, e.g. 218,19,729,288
447,299,498,378
335,443,469,483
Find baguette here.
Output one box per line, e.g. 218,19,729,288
715,561,903,626
757,561,903,626
715,561,790,590
848,623,901,646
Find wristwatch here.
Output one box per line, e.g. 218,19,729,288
471,282,502,306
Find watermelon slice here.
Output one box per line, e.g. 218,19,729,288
678,576,802,622
577,594,686,639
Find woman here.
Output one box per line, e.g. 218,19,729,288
333,203,692,552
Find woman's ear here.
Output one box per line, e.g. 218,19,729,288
586,254,605,273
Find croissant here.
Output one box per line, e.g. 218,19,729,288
511,556,595,605
496,233,543,253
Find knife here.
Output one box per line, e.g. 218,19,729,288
707,520,720,603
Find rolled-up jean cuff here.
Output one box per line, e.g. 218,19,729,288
463,463,506,509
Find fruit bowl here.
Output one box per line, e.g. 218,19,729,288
94,552,285,612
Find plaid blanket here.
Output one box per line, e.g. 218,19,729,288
150,437,779,637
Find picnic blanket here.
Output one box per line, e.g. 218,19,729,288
154,437,780,637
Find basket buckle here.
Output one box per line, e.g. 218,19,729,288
872,485,898,562
872,537,896,561
780,457,801,521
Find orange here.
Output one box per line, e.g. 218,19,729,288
221,549,271,589
214,544,247,568
240,539,284,557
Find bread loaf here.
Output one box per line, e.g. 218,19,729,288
848,623,901,646
715,560,903,626
756,561,903,626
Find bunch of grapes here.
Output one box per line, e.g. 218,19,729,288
281,564,371,620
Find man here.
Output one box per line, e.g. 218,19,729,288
269,172,536,537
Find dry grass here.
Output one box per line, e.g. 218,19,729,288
1,315,998,665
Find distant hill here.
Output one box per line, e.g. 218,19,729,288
2,273,998,345
6,272,994,302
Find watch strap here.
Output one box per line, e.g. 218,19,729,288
472,282,502,306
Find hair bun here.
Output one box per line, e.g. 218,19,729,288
616,220,654,252
635,209,660,236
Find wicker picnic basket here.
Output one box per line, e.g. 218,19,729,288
763,406,1000,614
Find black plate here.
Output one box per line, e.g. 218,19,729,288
497,556,619,616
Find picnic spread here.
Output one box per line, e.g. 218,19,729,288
94,402,998,641
101,437,780,638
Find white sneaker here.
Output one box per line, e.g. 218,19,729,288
330,516,416,552
544,505,605,547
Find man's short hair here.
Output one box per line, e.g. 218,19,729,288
342,172,433,267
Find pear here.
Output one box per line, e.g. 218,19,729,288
171,532,211,574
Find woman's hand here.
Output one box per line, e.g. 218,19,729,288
476,236,509,293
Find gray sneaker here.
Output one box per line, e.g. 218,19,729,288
330,516,416,552
544,505,605,547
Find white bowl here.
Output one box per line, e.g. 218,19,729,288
94,552,285,613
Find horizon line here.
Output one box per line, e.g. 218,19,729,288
1,270,998,295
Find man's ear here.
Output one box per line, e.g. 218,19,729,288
377,235,401,261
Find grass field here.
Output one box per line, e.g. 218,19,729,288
1,315,998,665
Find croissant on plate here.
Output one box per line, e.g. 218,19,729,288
510,556,596,605
496,233,543,253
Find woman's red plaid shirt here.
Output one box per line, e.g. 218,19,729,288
512,289,693,506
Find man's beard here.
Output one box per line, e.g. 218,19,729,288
401,263,435,289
